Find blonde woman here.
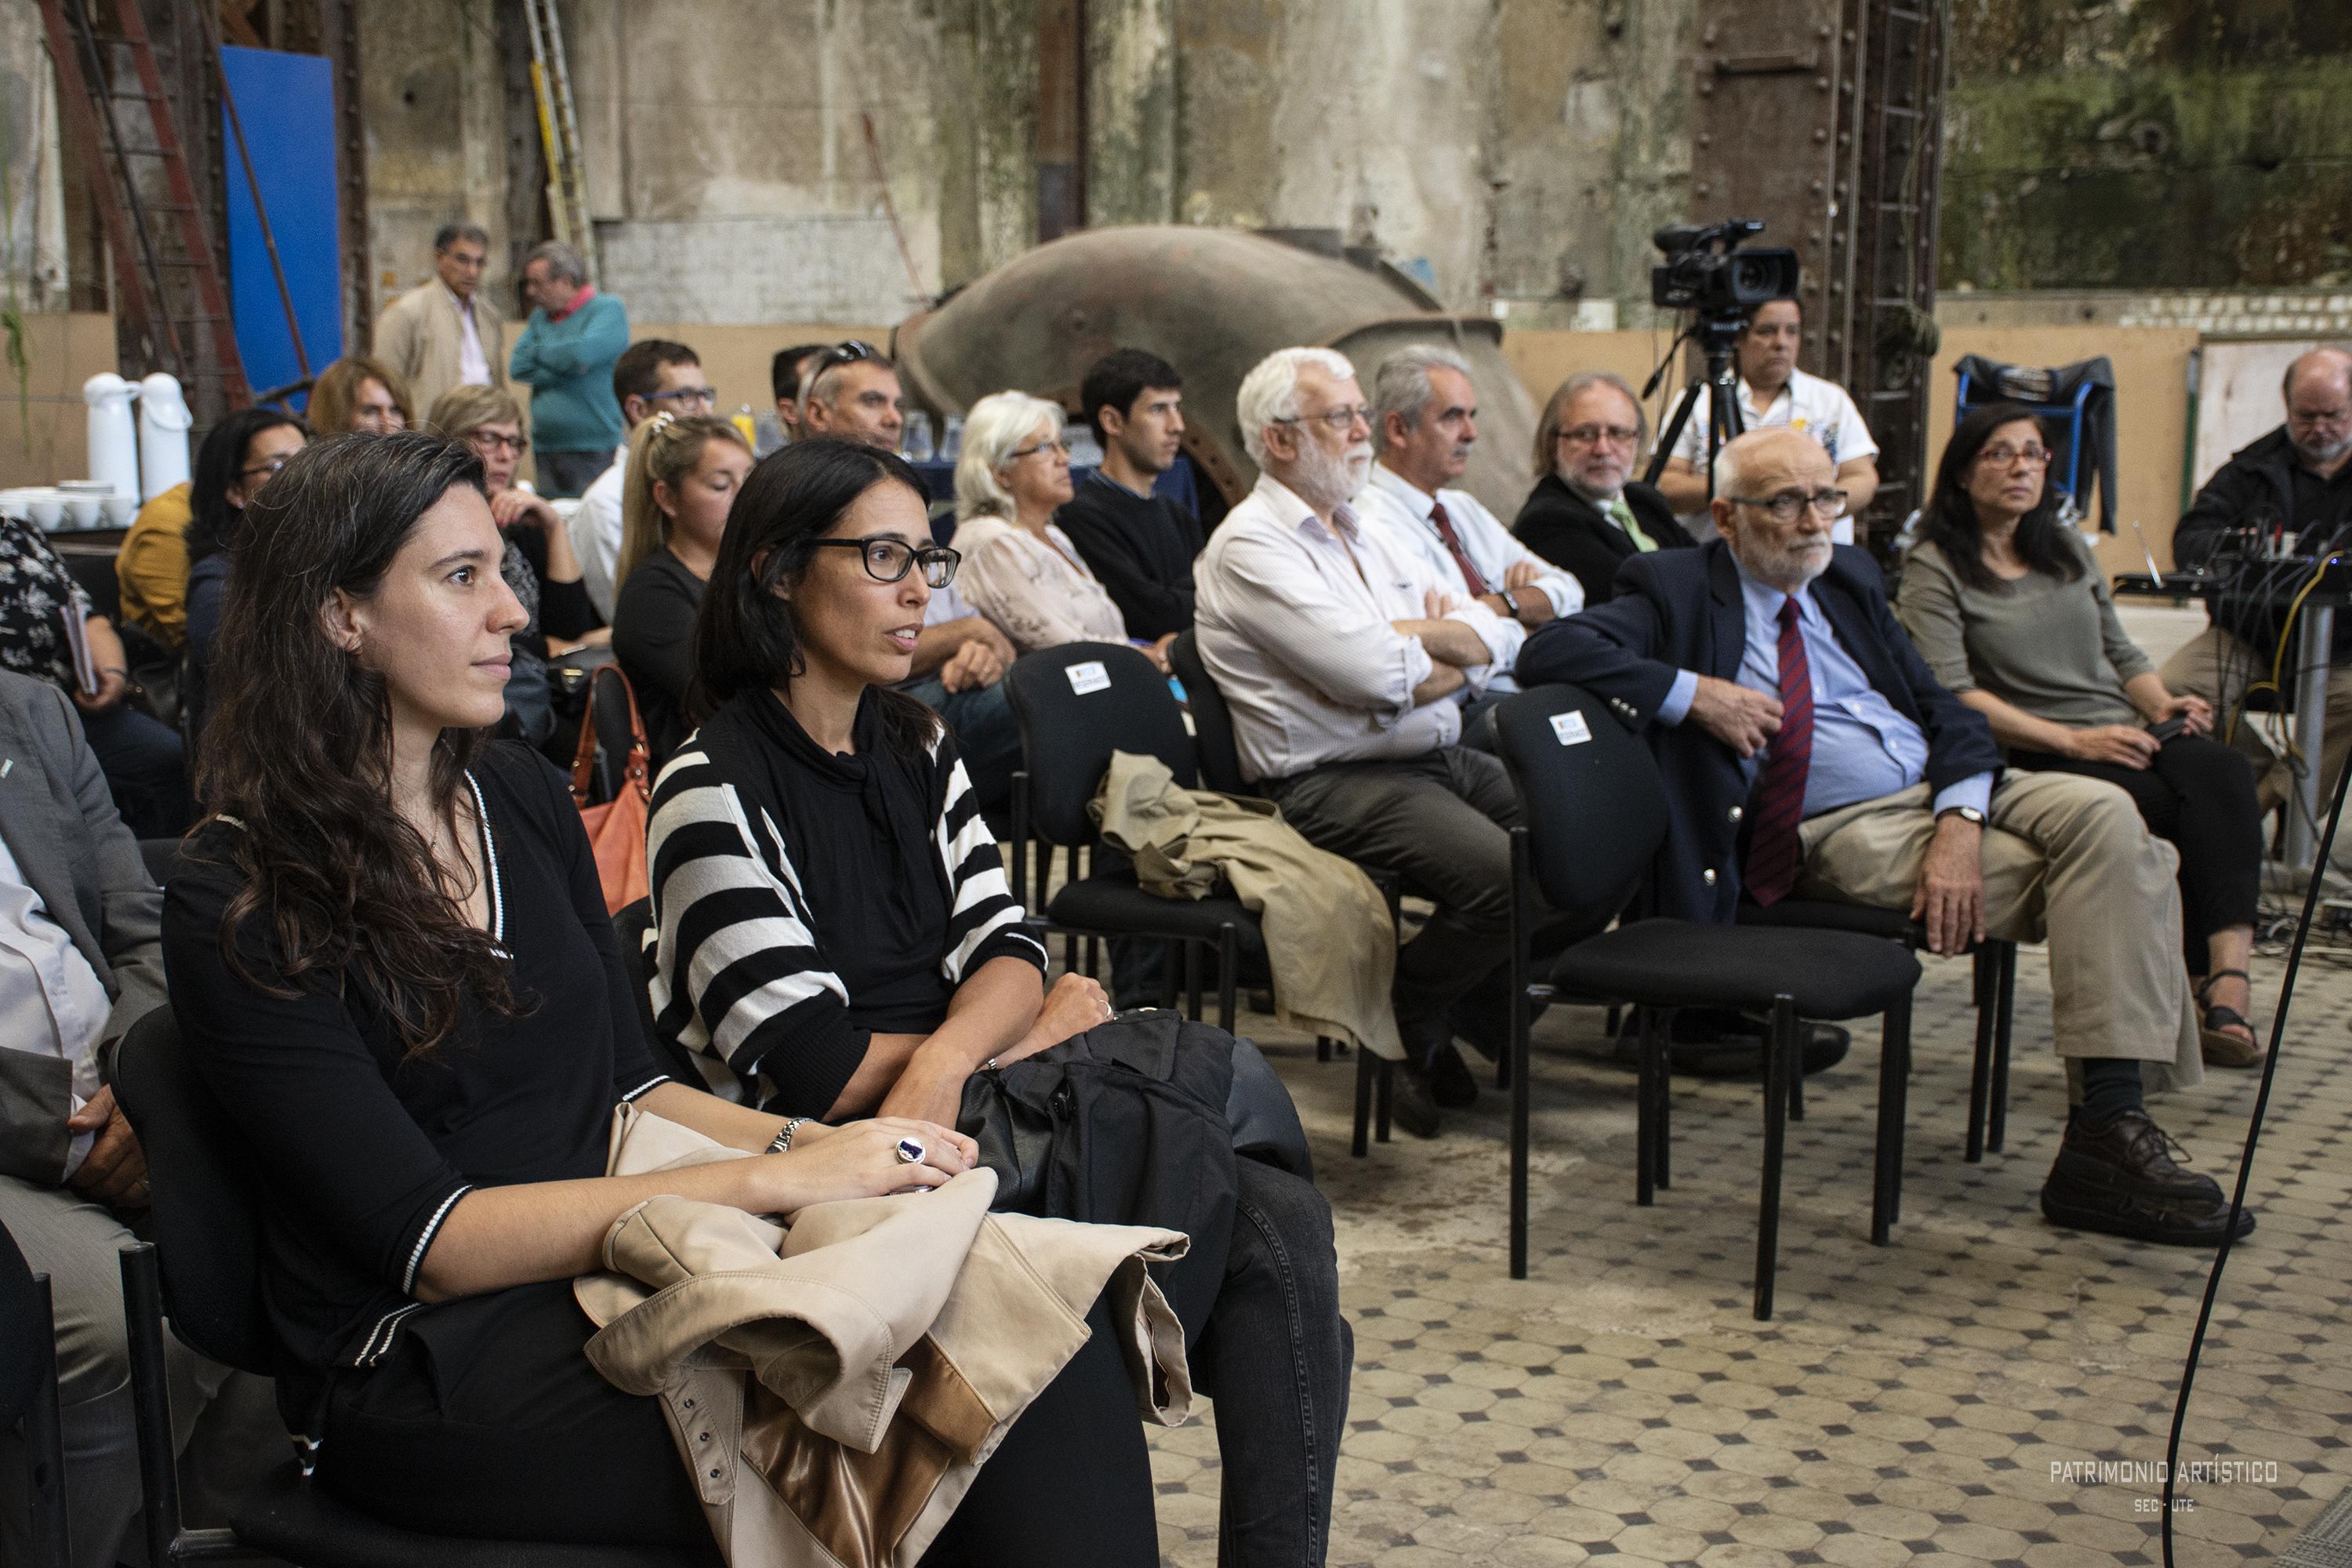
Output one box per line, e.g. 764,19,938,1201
306,354,414,435
424,386,601,745
951,391,1136,659
610,412,754,763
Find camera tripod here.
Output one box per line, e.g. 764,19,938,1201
1641,311,1751,503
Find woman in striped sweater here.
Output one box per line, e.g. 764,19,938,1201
647,437,1353,1568
643,437,1160,1559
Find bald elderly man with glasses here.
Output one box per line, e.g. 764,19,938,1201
1519,426,2249,1250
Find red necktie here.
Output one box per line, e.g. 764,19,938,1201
1741,597,1815,906
1428,501,1490,597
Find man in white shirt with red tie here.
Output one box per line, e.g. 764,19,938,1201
1195,347,1554,1136
1352,343,1583,746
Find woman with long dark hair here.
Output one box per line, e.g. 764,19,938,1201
160,431,1102,1552
1898,404,2266,1066
650,437,1351,1567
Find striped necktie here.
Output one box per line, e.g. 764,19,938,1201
1740,597,1815,906
1428,501,1491,596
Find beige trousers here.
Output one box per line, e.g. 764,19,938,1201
1793,774,2202,1091
2158,623,2352,815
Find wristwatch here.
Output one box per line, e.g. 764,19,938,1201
1935,804,1987,828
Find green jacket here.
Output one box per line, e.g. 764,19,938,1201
508,290,629,452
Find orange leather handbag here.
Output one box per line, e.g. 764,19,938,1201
570,666,652,914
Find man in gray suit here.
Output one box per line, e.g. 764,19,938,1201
0,669,269,1566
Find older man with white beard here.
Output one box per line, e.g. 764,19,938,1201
1519,428,2251,1247
1194,347,1539,1136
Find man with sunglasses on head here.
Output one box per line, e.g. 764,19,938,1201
1196,347,1551,1138
793,347,1022,827
572,339,713,619
1520,428,2247,1247
799,341,906,452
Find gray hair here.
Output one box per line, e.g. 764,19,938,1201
524,241,587,286
1711,441,1743,499
434,222,490,253
955,390,1065,521
1370,343,1475,453
1236,347,1355,467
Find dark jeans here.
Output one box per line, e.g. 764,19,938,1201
319,1279,1156,1563
1192,1158,1352,1568
78,699,192,838
903,673,1021,829
2012,735,2262,970
1263,747,1532,1063
533,447,616,499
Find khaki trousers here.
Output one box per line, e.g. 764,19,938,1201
2158,623,2352,815
1792,773,2202,1092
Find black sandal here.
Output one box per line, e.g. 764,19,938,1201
2194,968,2263,1068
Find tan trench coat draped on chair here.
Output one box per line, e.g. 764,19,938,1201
574,1105,1193,1567
1091,750,1403,1060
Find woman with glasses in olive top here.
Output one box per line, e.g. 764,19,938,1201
949,390,1135,659
1896,404,2267,1067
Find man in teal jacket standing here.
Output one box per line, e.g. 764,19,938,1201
509,241,630,496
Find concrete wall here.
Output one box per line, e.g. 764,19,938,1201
1942,0,2352,291
356,0,518,324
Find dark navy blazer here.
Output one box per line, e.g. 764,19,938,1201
1515,539,2001,922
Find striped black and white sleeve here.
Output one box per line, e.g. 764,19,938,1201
931,731,1047,983
644,743,870,1115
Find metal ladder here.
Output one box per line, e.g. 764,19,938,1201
521,0,597,284
34,0,251,412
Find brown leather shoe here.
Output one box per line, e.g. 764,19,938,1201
2041,1109,2254,1246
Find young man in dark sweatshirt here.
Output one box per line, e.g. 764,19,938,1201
1055,348,1205,662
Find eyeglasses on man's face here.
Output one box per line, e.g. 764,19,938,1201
643,385,717,411
1275,405,1373,434
1728,488,1849,523
1559,423,1642,449
808,536,960,588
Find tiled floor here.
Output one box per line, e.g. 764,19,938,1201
1145,938,2352,1566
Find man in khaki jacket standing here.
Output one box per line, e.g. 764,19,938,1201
374,223,505,420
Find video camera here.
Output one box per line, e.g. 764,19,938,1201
1650,219,1801,318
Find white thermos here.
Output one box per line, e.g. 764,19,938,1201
84,373,140,497
136,372,193,499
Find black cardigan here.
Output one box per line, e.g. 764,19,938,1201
1511,474,1694,606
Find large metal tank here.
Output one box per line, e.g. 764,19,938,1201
893,226,1537,521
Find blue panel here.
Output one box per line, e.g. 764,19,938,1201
220,45,343,404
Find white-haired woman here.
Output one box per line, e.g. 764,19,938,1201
950,391,1136,659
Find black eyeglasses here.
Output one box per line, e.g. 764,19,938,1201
808,536,960,587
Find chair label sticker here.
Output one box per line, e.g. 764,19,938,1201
1551,711,1592,746
1066,660,1111,695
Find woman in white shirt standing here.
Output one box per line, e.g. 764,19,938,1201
951,392,1137,658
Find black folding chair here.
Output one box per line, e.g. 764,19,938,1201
1001,643,1270,1030
1494,685,1925,1320
109,1008,720,1566
1,1221,71,1567
1737,899,2018,1160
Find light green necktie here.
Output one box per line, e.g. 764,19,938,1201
1606,495,1658,552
